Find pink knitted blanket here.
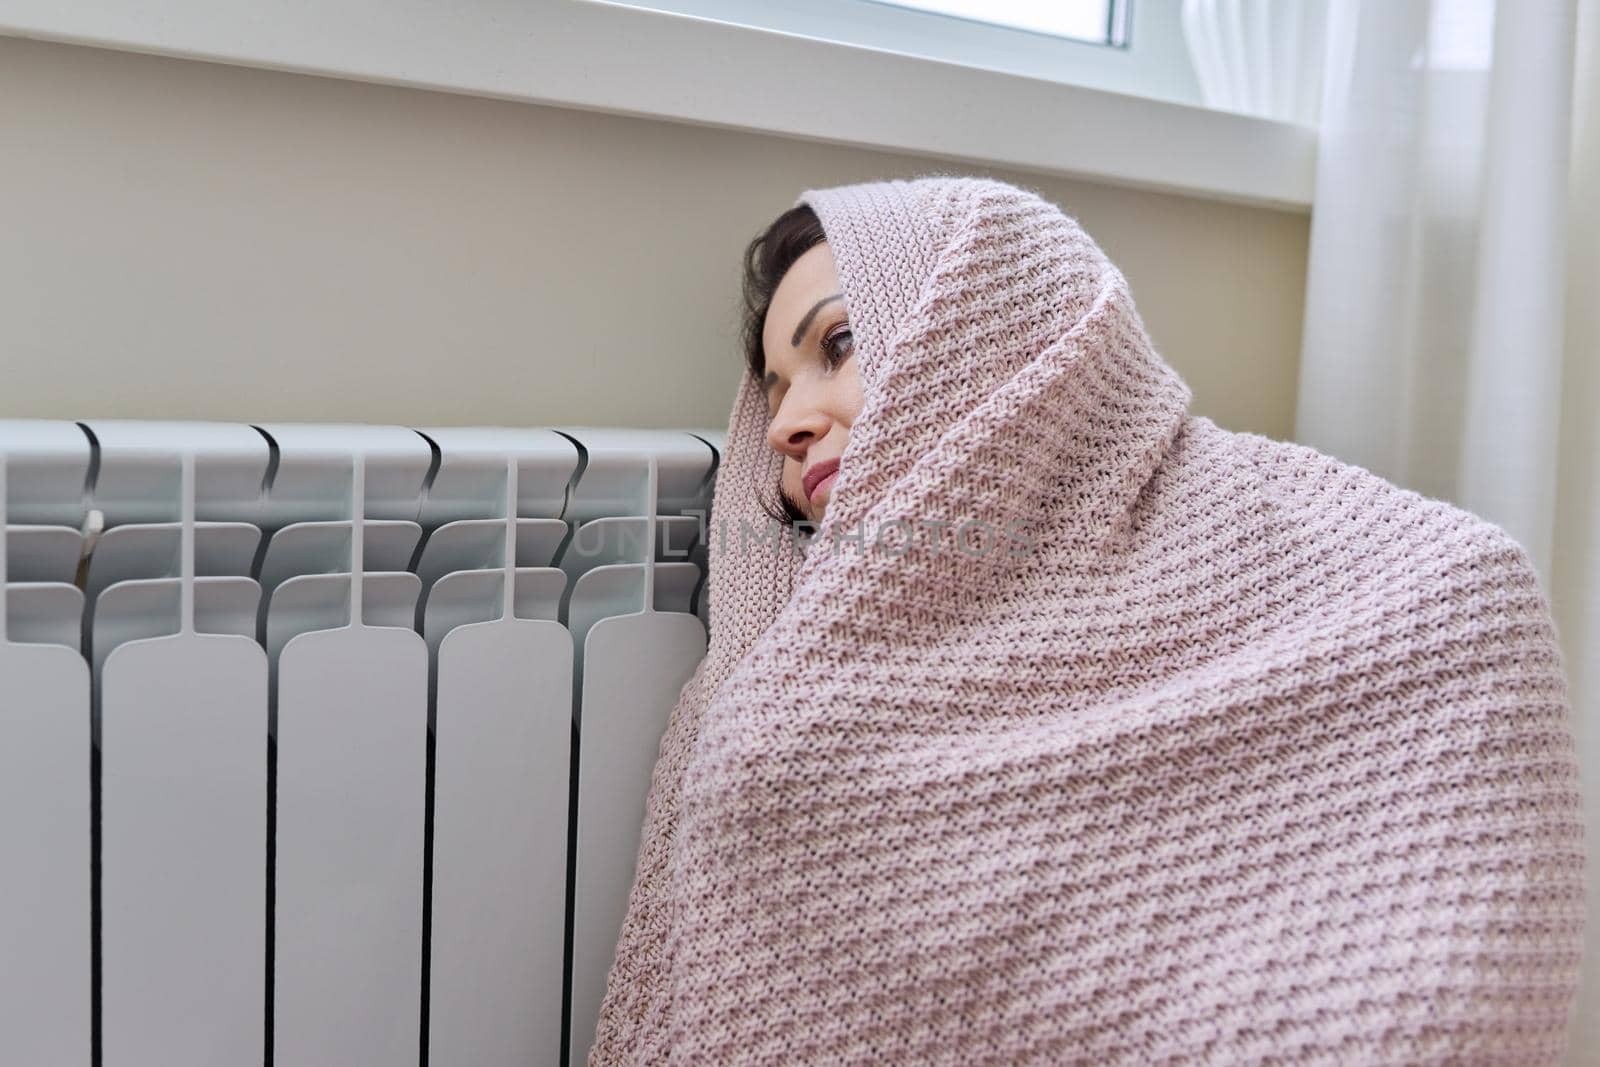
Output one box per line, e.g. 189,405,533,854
588,175,1587,1065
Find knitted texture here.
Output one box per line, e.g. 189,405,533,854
586,175,1588,1065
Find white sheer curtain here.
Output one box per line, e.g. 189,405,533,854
1293,1,1598,1060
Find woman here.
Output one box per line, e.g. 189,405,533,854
589,174,1586,1065
741,209,858,530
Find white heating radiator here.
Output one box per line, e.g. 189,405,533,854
0,418,721,1067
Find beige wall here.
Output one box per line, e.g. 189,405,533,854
0,35,1309,439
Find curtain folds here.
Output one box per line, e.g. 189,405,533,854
1294,2,1598,1060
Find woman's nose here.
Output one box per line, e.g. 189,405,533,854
767,397,830,457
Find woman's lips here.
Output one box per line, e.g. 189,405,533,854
808,469,837,502
803,458,840,500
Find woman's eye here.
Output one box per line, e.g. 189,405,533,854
822,326,854,366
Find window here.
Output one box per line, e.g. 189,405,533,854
0,0,1316,206
602,0,1200,109
864,0,1131,47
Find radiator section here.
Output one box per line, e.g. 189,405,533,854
0,419,723,1067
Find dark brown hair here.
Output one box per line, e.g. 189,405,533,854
739,202,828,529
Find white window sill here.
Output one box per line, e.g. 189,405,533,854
0,0,1316,212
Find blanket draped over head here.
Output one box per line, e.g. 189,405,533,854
587,175,1586,1066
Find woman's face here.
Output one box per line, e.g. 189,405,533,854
761,241,864,524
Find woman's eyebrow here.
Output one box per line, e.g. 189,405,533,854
792,294,843,346
765,293,846,396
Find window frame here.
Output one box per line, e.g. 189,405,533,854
0,0,1316,210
